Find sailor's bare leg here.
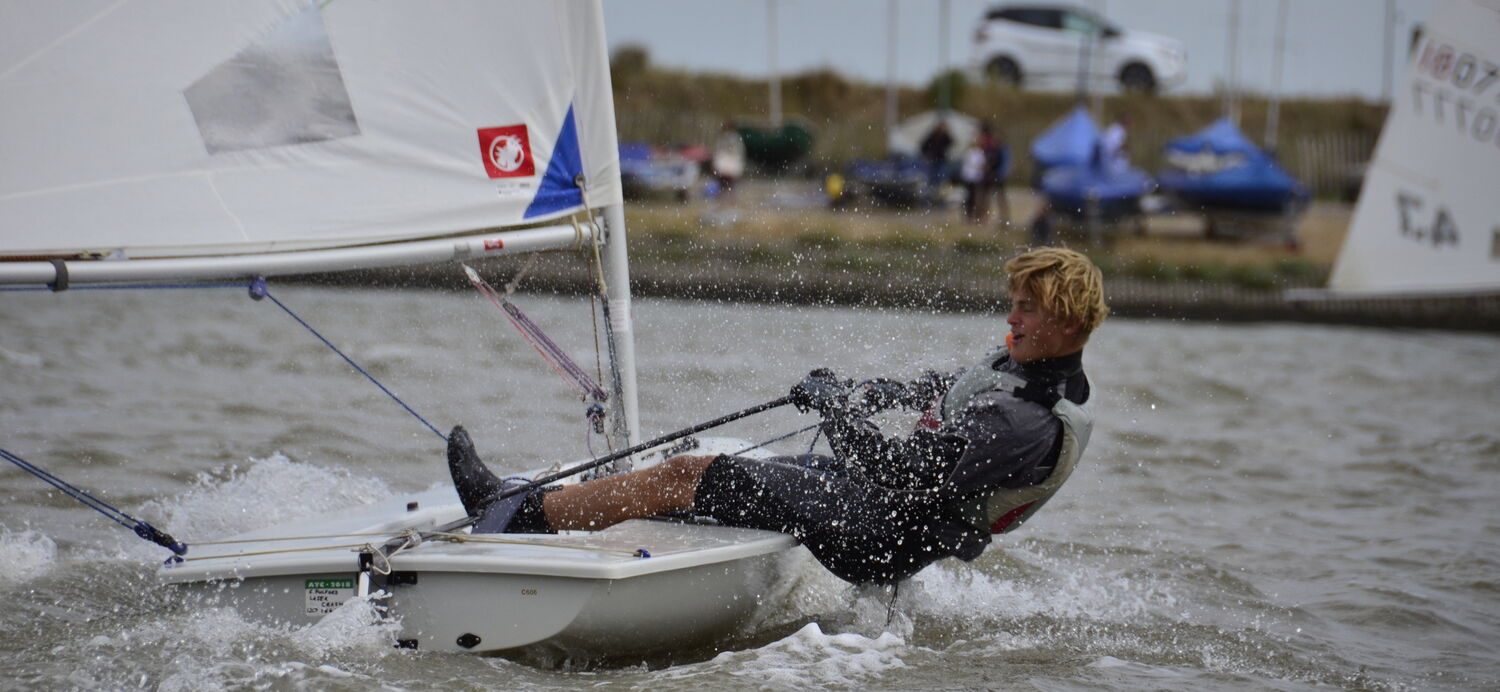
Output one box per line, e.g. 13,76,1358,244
541,454,716,530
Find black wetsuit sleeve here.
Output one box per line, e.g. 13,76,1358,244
820,410,967,490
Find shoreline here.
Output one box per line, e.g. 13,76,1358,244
300,247,1500,334
291,181,1500,334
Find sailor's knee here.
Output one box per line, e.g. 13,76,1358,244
654,454,715,486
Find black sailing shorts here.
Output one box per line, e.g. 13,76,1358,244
692,454,948,585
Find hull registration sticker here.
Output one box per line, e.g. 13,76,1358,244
305,578,355,616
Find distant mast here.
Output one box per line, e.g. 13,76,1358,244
767,0,782,127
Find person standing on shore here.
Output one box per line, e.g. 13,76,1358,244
919,121,954,196
987,127,1013,224
1101,117,1130,173
448,247,1108,585
961,139,990,224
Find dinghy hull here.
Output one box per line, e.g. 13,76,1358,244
162,439,799,655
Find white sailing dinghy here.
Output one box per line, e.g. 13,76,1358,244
1291,0,1500,299
0,1,797,655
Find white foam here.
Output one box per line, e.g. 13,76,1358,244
0,527,58,585
84,596,398,690
655,622,910,688
156,659,380,692
286,593,403,659
904,549,1172,626
0,344,43,368
135,453,393,542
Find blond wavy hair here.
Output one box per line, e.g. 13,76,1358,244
1005,247,1109,338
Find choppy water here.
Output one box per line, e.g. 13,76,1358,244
2,285,1498,690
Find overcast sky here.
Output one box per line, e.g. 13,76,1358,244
602,0,1437,101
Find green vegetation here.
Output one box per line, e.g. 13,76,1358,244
611,47,1387,196
793,228,844,250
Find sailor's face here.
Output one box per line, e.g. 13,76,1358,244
1006,288,1081,363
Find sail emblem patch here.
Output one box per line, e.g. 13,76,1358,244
477,125,535,179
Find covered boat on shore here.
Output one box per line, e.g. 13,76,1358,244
1030,105,1101,184
829,110,978,209
1159,118,1308,241
1032,106,1154,240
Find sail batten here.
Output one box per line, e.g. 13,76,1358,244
1,1,622,272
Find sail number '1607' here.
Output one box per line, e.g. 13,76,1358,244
1410,40,1500,151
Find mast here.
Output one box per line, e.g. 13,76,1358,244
1265,0,1288,152
938,0,952,112
1225,0,1241,127
1382,0,1396,102
767,0,782,127
885,0,899,135
600,203,642,450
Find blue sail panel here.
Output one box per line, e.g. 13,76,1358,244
524,104,585,219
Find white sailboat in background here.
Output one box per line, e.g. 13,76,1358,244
1298,0,1500,299
1,1,796,656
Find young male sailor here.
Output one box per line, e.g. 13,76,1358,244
449,247,1108,585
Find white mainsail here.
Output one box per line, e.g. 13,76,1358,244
0,0,621,265
1,0,640,440
1325,0,1500,296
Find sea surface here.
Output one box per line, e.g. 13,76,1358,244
1,285,1497,690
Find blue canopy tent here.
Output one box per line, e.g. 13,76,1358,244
1030,106,1101,177
1158,118,1308,214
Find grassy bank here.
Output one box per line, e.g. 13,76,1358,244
623,185,1339,293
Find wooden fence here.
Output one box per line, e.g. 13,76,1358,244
1290,132,1378,200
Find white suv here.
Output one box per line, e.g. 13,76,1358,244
969,5,1186,93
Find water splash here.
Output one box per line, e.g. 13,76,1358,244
135,453,393,542
0,528,57,586
0,344,43,368
79,595,400,690
655,622,910,689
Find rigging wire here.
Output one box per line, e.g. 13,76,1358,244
578,213,617,457
252,278,447,442
462,264,609,404
576,181,630,468
6,278,448,442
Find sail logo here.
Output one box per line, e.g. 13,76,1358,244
477,125,535,179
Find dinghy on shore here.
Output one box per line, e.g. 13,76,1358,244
1158,118,1308,241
